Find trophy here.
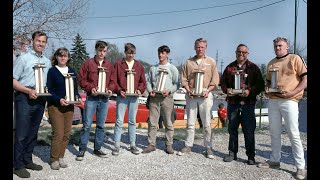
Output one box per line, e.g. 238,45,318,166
153,67,169,94
33,63,51,96
265,65,283,93
63,73,80,104
96,66,109,95
227,68,246,95
192,69,205,97
126,69,139,96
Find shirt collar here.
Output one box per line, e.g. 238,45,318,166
30,49,43,58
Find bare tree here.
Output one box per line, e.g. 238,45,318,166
287,39,307,65
13,0,90,43
173,56,186,74
106,43,125,64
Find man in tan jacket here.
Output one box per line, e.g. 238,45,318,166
178,38,219,159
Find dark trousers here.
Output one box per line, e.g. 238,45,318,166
13,92,46,169
227,103,256,158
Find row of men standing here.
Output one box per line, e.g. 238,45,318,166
13,31,306,179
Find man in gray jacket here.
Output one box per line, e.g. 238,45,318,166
142,45,179,154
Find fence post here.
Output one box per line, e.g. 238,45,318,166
259,94,262,128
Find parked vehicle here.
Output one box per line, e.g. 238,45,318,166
75,93,185,123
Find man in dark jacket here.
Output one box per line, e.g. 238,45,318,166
220,44,264,165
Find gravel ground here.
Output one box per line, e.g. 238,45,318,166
13,127,307,180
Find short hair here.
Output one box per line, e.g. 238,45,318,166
237,44,249,50
273,37,288,45
158,45,170,53
32,31,48,41
124,43,136,54
194,38,207,48
95,40,108,50
51,47,70,66
218,103,224,108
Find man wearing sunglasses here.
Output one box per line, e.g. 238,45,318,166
220,44,264,165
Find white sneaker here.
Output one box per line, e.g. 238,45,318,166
59,158,68,168
50,161,60,170
295,169,306,180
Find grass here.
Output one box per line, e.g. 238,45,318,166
36,125,269,146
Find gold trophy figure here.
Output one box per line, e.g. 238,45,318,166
34,63,51,96
96,66,109,95
64,73,80,104
125,69,139,96
153,67,169,94
265,65,283,93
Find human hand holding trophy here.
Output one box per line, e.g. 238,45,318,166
191,69,205,97
227,67,247,96
125,69,140,96
96,66,110,96
33,63,51,96
153,67,169,96
265,65,284,94
63,73,80,104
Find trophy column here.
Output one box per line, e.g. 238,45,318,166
153,68,168,94
265,65,283,93
64,73,80,104
227,69,246,94
126,69,139,96
34,63,51,96
97,66,109,95
193,69,205,97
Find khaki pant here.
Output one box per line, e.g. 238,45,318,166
148,95,174,146
48,105,74,162
185,93,214,148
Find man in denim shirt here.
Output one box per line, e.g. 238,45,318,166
13,31,51,178
76,40,114,161
220,44,264,165
142,45,179,154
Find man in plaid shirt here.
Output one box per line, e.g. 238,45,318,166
220,44,264,165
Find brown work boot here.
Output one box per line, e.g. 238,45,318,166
177,146,191,156
165,145,174,154
257,160,280,169
142,144,156,154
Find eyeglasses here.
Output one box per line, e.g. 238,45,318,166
236,51,248,55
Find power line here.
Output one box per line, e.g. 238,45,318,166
85,0,266,19
302,0,307,4
49,0,285,41
20,0,266,19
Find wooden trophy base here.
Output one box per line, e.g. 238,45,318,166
125,93,140,97
96,92,110,96
192,93,204,97
153,90,164,94
228,89,244,94
266,87,283,94
36,93,52,96
66,101,81,104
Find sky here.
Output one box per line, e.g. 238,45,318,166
59,0,307,71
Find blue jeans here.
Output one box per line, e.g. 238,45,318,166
14,92,46,169
114,96,138,148
227,103,256,158
79,95,109,151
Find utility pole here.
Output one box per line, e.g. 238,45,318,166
294,0,297,54
215,50,219,70
220,59,224,75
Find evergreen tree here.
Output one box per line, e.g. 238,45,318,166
70,33,89,74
